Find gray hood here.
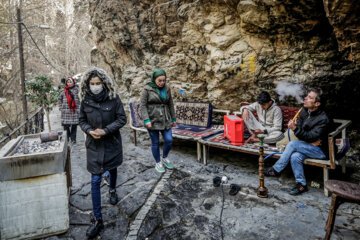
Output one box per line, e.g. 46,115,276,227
80,67,118,100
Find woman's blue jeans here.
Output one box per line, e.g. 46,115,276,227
273,140,326,186
147,128,173,163
91,168,117,220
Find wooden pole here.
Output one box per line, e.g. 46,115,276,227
16,7,28,132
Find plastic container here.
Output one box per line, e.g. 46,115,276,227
224,115,244,146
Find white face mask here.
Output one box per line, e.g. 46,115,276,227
90,85,103,95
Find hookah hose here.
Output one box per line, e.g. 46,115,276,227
264,152,282,160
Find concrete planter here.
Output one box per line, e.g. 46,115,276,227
0,132,67,181
0,132,70,240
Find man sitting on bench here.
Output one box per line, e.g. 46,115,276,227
265,88,331,195
240,91,284,144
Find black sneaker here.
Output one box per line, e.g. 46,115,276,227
109,189,118,205
213,176,221,187
86,218,104,238
289,183,308,195
229,184,241,196
264,167,281,177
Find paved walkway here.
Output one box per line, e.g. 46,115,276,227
43,108,360,240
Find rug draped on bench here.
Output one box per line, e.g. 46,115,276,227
175,102,212,127
130,101,222,140
129,101,144,128
172,125,223,139
202,132,279,153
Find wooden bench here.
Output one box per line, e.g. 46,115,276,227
198,105,351,196
129,101,230,161
324,180,360,239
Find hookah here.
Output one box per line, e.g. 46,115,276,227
257,135,268,198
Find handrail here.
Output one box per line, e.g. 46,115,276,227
0,108,44,148
329,119,352,137
327,119,352,169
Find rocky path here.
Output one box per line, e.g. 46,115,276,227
43,109,360,240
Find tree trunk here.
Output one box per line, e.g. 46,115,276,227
46,109,51,132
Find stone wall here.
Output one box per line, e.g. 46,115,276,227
88,0,360,128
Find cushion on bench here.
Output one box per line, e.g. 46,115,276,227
280,106,301,130
130,100,223,140
175,102,212,128
129,101,144,128
201,132,278,152
130,101,213,128
172,124,223,140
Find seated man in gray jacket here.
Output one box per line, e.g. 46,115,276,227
240,91,284,144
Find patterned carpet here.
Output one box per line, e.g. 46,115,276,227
175,102,212,127
172,126,223,139
202,132,279,152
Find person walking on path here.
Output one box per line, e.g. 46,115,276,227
79,67,127,238
140,69,177,173
265,88,332,196
58,77,80,143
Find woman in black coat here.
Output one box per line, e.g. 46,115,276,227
79,67,127,238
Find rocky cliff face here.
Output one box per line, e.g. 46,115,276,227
88,0,360,124
323,0,360,64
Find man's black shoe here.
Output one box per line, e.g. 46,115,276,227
264,167,281,177
109,189,118,205
229,184,241,196
289,183,308,195
86,218,104,238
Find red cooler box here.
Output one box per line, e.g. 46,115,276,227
224,115,244,146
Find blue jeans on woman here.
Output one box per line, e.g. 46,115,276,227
147,128,173,163
91,168,117,220
272,140,326,186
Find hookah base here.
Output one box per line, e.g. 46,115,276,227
257,187,268,198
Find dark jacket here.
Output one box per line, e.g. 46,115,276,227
79,94,127,175
140,84,176,130
294,108,331,156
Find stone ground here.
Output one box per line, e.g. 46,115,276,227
42,109,360,240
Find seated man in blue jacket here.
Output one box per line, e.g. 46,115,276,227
265,88,331,195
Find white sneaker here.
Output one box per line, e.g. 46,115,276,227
161,157,174,169
155,162,166,173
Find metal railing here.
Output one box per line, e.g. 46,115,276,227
0,108,44,148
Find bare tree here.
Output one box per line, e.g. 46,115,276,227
0,0,93,132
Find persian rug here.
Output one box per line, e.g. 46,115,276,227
129,101,144,128
172,127,223,139
175,102,212,127
280,106,301,130
203,133,278,152
202,132,279,152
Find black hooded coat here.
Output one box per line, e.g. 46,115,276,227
79,67,127,175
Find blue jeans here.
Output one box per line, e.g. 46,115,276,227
147,128,173,163
273,140,326,186
91,168,117,220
